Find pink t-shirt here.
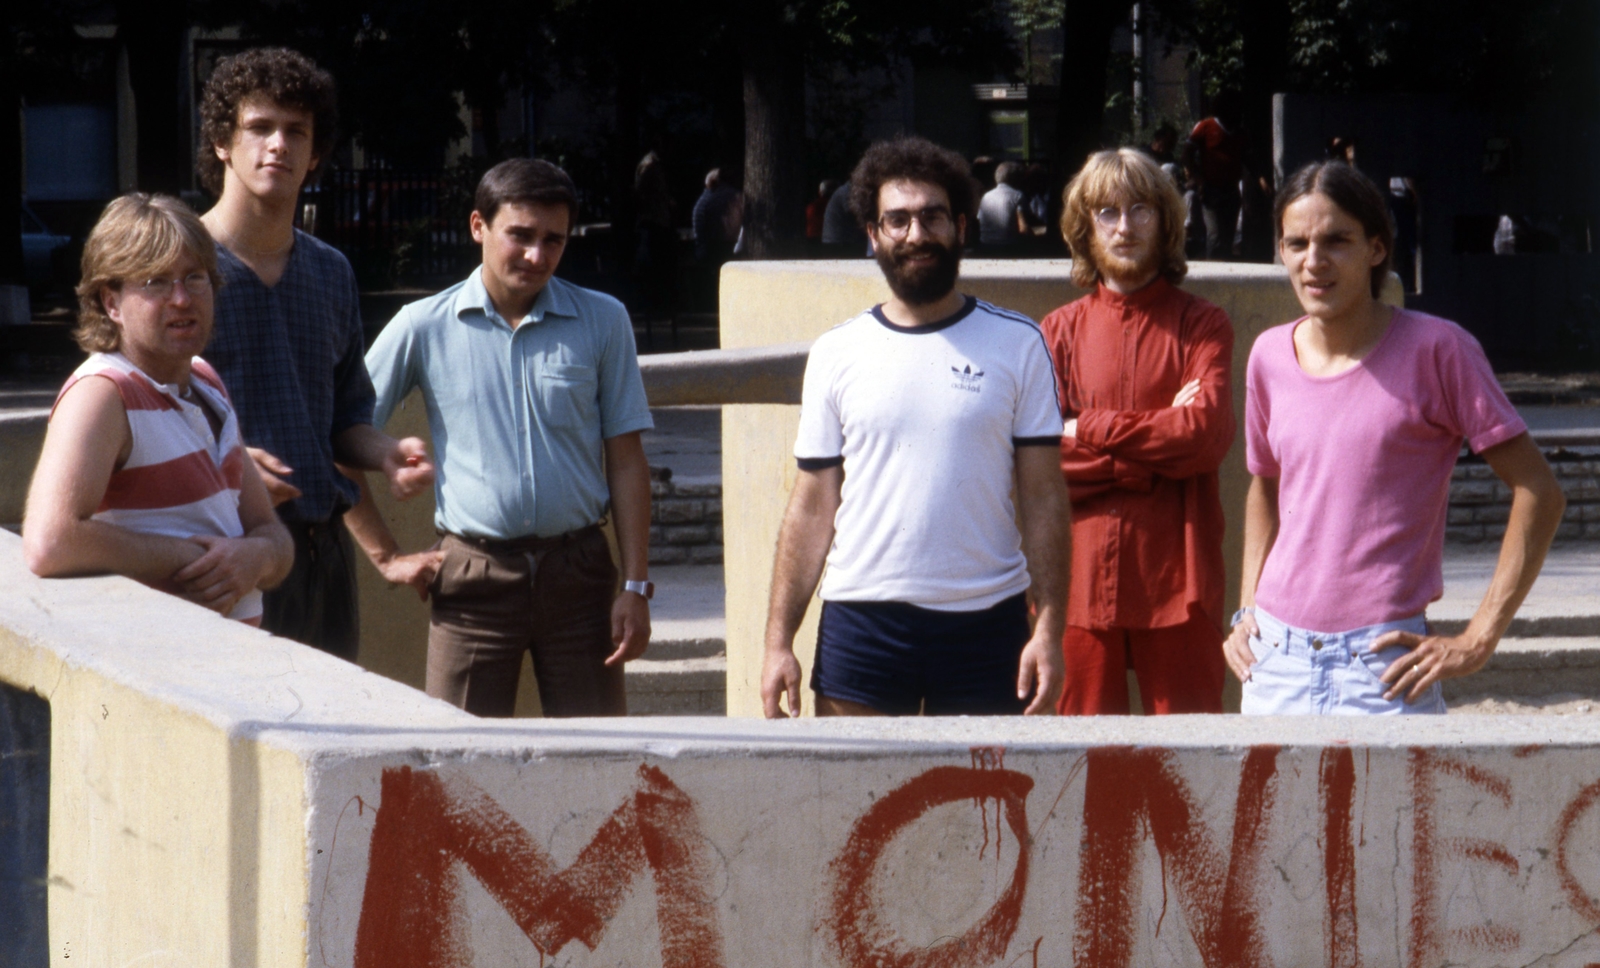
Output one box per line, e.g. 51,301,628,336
1245,309,1526,631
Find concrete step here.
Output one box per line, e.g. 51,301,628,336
624,651,726,716
1441,637,1600,701
1432,615,1600,638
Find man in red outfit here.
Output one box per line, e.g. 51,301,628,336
1041,148,1235,714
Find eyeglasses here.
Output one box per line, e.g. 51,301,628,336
129,272,213,300
875,206,953,239
1093,204,1158,230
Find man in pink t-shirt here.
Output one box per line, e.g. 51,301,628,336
1225,161,1564,714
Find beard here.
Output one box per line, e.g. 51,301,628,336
875,237,962,306
1090,232,1161,287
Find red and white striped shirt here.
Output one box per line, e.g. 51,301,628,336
54,352,261,622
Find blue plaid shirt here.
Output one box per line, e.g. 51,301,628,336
206,231,375,523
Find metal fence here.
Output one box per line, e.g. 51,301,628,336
301,169,475,286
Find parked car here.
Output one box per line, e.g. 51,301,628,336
21,202,71,289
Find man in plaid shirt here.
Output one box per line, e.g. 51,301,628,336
197,48,432,659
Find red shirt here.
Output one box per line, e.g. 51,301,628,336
1189,117,1244,188
1040,279,1234,631
805,199,827,240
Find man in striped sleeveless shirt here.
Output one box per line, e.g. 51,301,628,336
24,194,292,623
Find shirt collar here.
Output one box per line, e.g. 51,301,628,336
1094,275,1173,310
454,267,578,329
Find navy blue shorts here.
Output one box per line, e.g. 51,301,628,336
810,593,1031,715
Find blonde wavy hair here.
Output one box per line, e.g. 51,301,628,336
1060,148,1188,289
74,194,220,353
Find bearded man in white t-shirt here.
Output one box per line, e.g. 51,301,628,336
760,136,1071,718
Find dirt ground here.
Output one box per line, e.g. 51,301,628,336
1449,693,1600,714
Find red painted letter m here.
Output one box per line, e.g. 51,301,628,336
354,764,725,968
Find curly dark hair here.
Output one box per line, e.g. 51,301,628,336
197,47,338,196
848,137,974,231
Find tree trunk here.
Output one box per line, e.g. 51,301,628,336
733,5,806,260
1053,0,1135,176
1236,0,1289,261
1237,0,1289,179
118,2,187,194
608,22,642,275
0,80,26,287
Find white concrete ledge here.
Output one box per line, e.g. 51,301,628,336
638,341,810,406
12,531,1600,967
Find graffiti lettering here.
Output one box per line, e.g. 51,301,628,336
1407,751,1519,968
1555,776,1600,923
824,765,1034,968
1320,747,1361,968
1073,745,1280,968
353,764,724,968
340,746,1600,967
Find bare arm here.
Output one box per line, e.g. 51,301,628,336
246,447,303,507
1222,474,1279,683
1013,445,1069,714
761,465,843,718
339,467,443,599
236,455,294,588
23,377,207,583
1377,432,1565,701
170,450,295,614
603,432,652,666
332,423,434,500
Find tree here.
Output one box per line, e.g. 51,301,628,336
1150,0,1596,121
117,0,190,193
1011,0,1065,85
723,0,1014,257
1052,0,1134,174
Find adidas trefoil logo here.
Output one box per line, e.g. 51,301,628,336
951,363,985,393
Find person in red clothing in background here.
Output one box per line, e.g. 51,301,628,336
1041,148,1235,714
1186,92,1246,260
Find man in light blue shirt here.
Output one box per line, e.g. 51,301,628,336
345,159,655,717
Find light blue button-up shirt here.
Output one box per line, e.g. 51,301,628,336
367,268,653,539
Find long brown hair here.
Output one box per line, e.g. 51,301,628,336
1060,148,1188,289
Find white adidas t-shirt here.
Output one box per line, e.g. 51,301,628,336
794,296,1063,611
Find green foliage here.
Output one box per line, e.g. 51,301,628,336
231,0,553,167
1009,0,1064,84
1149,0,1591,111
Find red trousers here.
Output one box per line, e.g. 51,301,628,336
1057,610,1225,715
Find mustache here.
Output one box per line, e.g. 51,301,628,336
890,243,950,263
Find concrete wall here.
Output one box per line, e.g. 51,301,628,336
718,259,1402,717
10,533,1600,966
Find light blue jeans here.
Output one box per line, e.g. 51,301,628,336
1240,607,1447,715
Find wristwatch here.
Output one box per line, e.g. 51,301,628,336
1230,607,1255,628
623,579,655,600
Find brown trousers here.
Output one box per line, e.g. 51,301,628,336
426,526,625,718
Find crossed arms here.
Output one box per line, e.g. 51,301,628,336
1059,313,1235,496
23,376,293,615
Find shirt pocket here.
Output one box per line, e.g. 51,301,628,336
537,362,599,431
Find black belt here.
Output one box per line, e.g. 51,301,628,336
445,523,602,554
